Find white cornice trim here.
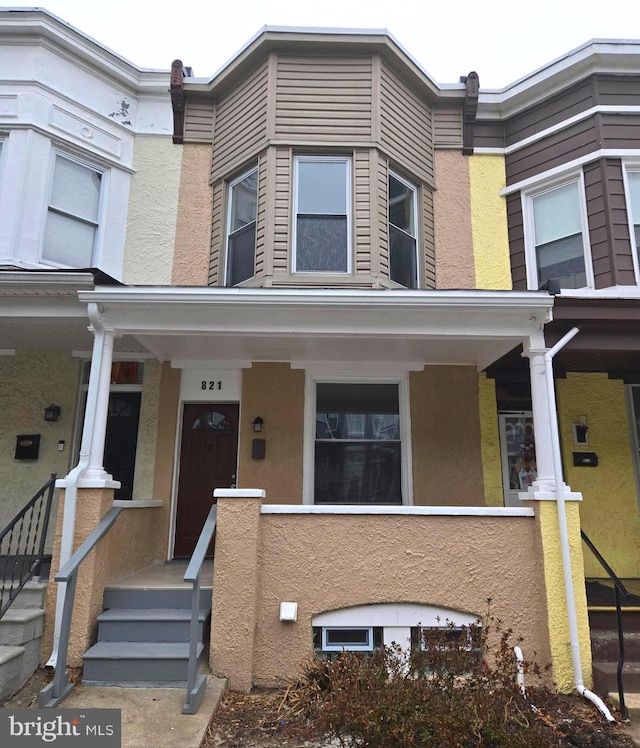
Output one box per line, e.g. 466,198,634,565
0,270,96,290
260,504,534,517
558,286,640,300
500,150,640,196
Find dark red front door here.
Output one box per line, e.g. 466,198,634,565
174,403,239,557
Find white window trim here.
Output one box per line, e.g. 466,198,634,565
622,161,640,285
321,627,374,652
521,170,594,291
225,165,258,287
40,150,107,269
626,384,640,511
302,372,413,505
292,155,352,275
388,170,420,288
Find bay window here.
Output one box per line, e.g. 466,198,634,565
226,167,258,286
625,169,640,279
389,172,418,288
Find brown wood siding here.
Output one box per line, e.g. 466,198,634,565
211,60,269,182
354,149,371,274
208,181,224,286
505,79,594,147
376,151,390,278
274,55,372,141
423,186,436,289
595,74,640,106
474,121,505,150
507,193,527,290
584,158,636,288
379,62,433,184
433,107,462,148
184,100,215,142
505,116,598,185
273,146,292,274
600,113,640,148
255,150,268,279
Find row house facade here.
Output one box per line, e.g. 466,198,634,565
3,9,640,706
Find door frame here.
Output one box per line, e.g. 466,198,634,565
169,399,240,559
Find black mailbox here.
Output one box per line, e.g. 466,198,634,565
15,434,41,460
573,452,598,467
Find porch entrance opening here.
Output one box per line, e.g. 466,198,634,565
104,392,142,500
174,403,239,557
498,411,536,507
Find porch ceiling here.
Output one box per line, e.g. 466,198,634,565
78,287,554,370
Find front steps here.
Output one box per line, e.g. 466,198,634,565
0,581,47,702
83,576,212,687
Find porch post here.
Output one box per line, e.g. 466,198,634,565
210,488,265,693
521,331,591,693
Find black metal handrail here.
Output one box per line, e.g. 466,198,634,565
0,474,56,620
182,504,217,715
39,506,123,708
581,529,630,720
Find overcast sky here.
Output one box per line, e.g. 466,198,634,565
5,1,640,88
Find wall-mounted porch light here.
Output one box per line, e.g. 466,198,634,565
44,404,61,423
252,416,264,433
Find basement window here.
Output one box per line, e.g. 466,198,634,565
313,627,383,655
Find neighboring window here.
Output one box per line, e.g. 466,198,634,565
293,156,350,273
314,383,402,504
626,170,640,277
42,153,103,267
226,167,258,286
389,172,418,288
528,179,588,290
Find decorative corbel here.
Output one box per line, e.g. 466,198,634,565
171,59,186,145
462,71,479,156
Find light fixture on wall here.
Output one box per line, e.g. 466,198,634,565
44,404,61,422
252,416,264,433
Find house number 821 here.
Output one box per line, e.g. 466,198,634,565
201,381,222,390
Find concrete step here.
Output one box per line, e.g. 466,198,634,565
589,607,640,631
0,608,44,646
83,641,205,686
608,691,640,720
102,587,211,611
96,608,209,642
0,640,41,703
3,581,47,610
593,662,640,695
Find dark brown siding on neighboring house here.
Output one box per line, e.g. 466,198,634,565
596,74,640,106
211,59,269,182
584,159,635,288
505,79,594,147
505,117,599,185
275,55,373,141
473,121,505,150
379,61,434,184
184,100,215,142
599,113,640,149
433,107,463,148
507,193,527,290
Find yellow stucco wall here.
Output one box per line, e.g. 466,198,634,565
478,373,503,507
556,373,640,577
123,135,182,285
468,155,512,290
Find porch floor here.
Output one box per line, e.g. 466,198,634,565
108,561,214,590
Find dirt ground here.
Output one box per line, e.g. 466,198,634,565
203,689,640,748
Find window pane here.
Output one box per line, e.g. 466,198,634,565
316,413,400,440
317,383,399,413
390,225,417,288
230,171,257,233
42,211,96,266
296,215,347,272
389,175,415,235
628,172,640,221
227,222,255,285
533,182,582,246
50,156,101,223
315,442,402,504
297,161,346,214
536,233,586,289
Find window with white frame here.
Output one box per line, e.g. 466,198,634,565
226,167,258,286
626,170,640,277
293,156,350,273
527,179,589,290
42,153,104,267
389,172,418,288
314,382,402,504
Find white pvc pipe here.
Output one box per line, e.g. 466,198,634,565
46,304,110,669
543,327,615,722
513,646,526,696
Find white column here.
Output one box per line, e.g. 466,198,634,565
84,329,115,481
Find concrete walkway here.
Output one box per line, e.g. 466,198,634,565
62,676,226,748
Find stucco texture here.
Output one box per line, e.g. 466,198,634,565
556,373,640,577
0,350,80,547
152,363,181,506
238,364,305,502
469,155,512,290
211,495,553,691
172,144,213,286
433,151,475,289
410,367,485,505
478,373,504,507
131,359,161,502
123,135,182,285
